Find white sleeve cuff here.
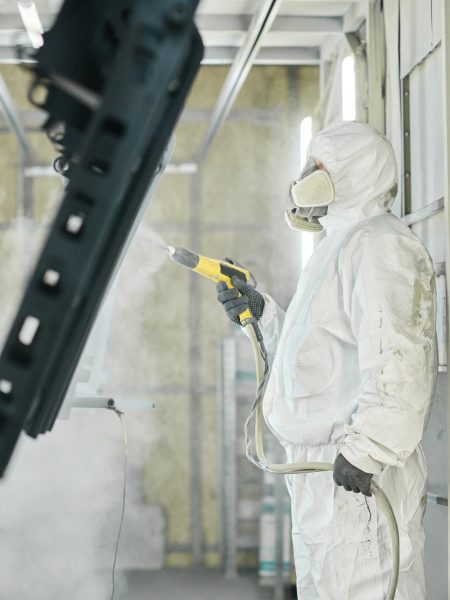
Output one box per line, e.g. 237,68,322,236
259,294,280,330
340,445,384,476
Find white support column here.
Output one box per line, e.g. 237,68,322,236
366,0,386,132
218,337,237,578
440,2,450,590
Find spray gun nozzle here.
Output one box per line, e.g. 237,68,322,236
167,246,200,269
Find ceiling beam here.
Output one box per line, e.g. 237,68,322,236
0,47,35,63
0,13,55,30
343,3,367,32
196,0,367,15
0,30,29,47
195,14,343,33
0,14,343,50
203,46,320,65
198,14,343,48
0,43,321,67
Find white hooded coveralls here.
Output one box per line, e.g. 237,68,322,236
259,122,437,599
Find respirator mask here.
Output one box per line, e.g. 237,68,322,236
285,156,335,232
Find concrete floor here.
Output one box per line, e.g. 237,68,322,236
123,568,282,600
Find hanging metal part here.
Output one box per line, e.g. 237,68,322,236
197,0,282,159
0,0,204,476
0,74,36,165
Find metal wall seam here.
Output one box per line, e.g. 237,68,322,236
189,171,202,565
401,75,411,216
366,0,386,133
218,337,238,578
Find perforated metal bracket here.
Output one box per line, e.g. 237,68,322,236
0,0,203,475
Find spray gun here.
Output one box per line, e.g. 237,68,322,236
168,244,400,600
167,246,256,326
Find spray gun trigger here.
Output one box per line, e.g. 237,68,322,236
223,257,256,287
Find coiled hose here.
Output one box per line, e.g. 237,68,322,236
242,321,399,600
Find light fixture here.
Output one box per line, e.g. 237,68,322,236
17,0,44,49
342,54,356,121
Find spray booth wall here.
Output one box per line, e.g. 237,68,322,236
0,63,319,599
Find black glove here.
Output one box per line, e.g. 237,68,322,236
216,277,265,324
333,453,373,497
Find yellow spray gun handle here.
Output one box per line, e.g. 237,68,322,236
195,255,254,325
168,246,256,325
224,278,253,324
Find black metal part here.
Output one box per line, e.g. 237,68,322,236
0,0,203,475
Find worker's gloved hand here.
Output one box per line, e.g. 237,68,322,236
333,453,373,497
216,277,265,324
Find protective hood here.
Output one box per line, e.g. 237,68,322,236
307,122,398,232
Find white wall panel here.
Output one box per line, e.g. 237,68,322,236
409,46,444,211
432,0,442,46
400,0,433,77
398,3,448,600
384,0,402,216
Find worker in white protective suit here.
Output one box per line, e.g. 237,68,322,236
216,121,437,599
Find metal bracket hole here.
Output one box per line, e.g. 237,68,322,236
18,316,40,346
65,214,85,235
0,380,12,395
43,269,60,287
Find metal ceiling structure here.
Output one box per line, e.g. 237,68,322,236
0,1,366,64
0,0,368,167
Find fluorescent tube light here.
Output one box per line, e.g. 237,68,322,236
17,0,44,48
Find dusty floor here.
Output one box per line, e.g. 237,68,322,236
122,568,292,600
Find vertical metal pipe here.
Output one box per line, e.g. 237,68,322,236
189,170,202,564
219,337,238,578
0,74,36,165
16,147,26,220
274,473,285,600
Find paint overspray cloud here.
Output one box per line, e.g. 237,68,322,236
0,221,169,599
